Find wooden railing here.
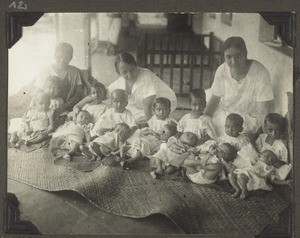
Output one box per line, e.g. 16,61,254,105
137,31,223,96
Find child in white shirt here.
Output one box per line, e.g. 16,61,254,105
91,89,137,137
72,82,108,124
177,89,216,145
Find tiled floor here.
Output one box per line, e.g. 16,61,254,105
8,179,184,235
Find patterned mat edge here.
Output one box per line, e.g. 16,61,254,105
8,176,186,233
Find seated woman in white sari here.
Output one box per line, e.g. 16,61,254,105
204,37,274,138
107,52,177,126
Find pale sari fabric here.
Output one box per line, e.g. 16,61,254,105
34,65,82,102
210,60,274,136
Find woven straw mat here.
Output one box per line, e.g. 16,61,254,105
7,148,292,234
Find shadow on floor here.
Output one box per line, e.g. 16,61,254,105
8,179,184,235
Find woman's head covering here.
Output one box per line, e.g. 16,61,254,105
223,37,247,54
55,42,73,60
114,52,137,74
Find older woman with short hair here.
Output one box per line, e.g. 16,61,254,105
107,52,177,125
33,42,84,124
33,42,83,114
204,36,274,137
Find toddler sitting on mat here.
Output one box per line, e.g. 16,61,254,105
9,92,54,147
49,110,93,161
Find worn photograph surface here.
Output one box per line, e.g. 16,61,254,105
3,11,295,236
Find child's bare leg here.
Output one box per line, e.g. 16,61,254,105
9,132,19,144
228,172,241,198
121,150,143,170
80,145,94,158
126,150,143,163
150,158,163,179
155,158,163,174
164,165,178,174
120,145,130,158
63,141,80,161
89,142,104,157
184,166,199,175
203,163,222,181
237,174,249,199
99,144,112,157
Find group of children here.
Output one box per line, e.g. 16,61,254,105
8,77,292,199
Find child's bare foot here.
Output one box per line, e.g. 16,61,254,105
231,190,241,198
239,191,248,200
13,142,20,148
63,154,71,161
150,171,158,179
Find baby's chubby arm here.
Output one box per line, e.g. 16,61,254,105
84,130,92,144
73,95,94,114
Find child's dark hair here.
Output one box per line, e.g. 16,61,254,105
222,143,238,162
114,52,137,75
115,122,130,131
111,89,128,101
188,88,206,102
264,113,286,133
164,122,177,137
77,110,91,120
223,37,247,54
226,113,244,127
152,97,171,110
91,82,106,99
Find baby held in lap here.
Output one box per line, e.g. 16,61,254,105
91,89,137,138
119,97,177,169
50,110,93,161
229,150,292,200
177,89,216,144
71,82,108,124
183,143,237,185
150,132,199,178
9,92,54,147
120,123,178,170
80,123,131,161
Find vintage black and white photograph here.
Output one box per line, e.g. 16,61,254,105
4,11,294,236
